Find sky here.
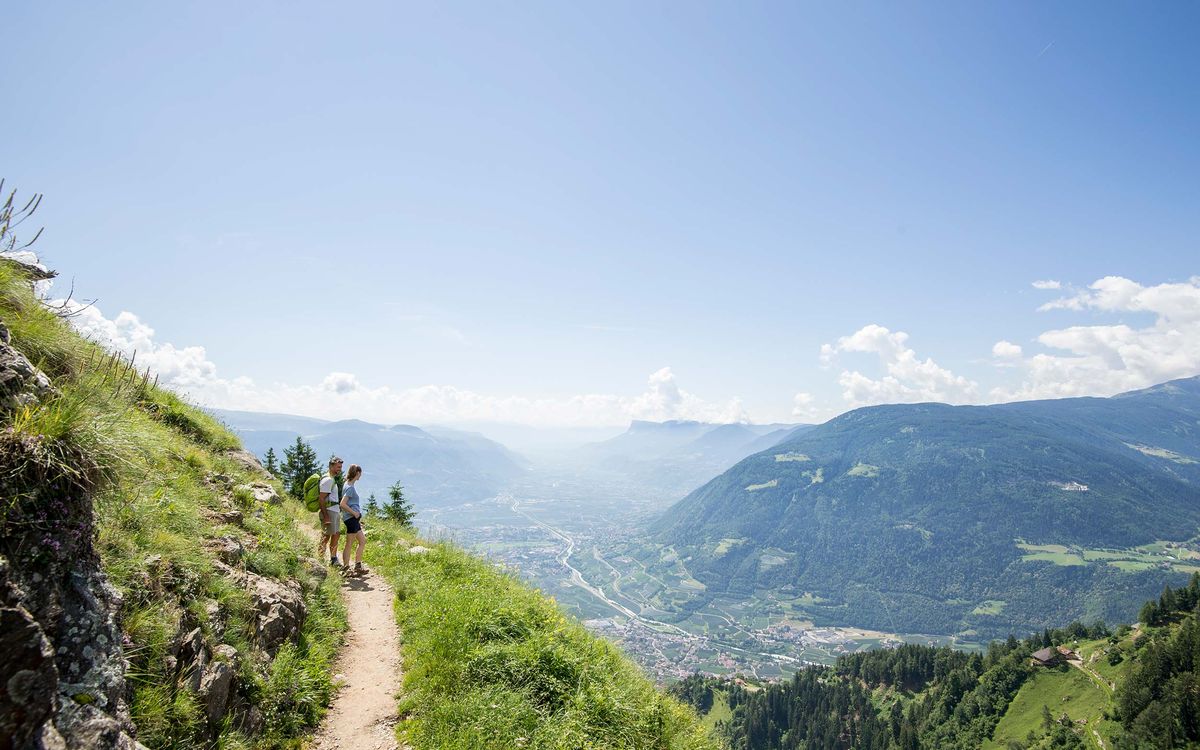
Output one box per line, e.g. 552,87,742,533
2,2,1198,428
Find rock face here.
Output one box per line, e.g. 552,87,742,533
0,480,144,750
1,303,314,748
0,319,143,750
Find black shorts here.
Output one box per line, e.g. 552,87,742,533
344,514,362,534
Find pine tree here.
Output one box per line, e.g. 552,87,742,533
385,480,415,526
280,437,319,500
262,447,280,477
365,492,380,519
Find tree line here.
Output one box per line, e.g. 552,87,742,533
672,620,1117,749
260,437,416,526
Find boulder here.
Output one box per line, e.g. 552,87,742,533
248,482,282,505
206,537,244,566
0,324,56,413
197,645,238,726
213,508,243,527
246,572,305,656
224,450,264,474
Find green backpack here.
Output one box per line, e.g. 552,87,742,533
303,473,324,512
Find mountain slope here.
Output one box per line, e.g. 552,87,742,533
653,378,1200,637
215,409,528,505
674,575,1200,750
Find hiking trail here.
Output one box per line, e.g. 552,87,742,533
303,525,407,750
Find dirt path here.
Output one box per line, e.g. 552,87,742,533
303,527,405,750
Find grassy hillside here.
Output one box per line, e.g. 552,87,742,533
0,257,347,748
365,518,719,749
674,576,1200,749
1,249,718,749
653,388,1200,637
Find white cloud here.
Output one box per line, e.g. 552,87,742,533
992,340,1023,360
321,372,360,394
1032,280,1062,290
57,302,747,427
791,392,826,422
993,276,1200,401
820,324,979,408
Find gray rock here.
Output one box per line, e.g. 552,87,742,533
207,536,244,566
0,605,58,749
225,450,265,474
245,572,306,656
248,482,282,505
197,645,238,726
174,628,208,693
214,508,243,527
408,545,432,555
0,333,56,413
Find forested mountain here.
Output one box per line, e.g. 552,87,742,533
578,420,809,499
672,575,1200,750
214,409,528,505
654,378,1200,637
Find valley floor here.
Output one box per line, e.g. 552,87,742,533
420,471,959,682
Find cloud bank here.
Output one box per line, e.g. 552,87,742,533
821,276,1200,412
819,324,980,408
993,275,1200,401
62,302,747,427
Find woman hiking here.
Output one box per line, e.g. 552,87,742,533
339,463,369,576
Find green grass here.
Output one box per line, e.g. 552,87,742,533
984,667,1110,749
1017,543,1071,554
0,262,346,749
1108,560,1156,572
846,462,879,477
744,479,778,492
971,600,1007,616
699,692,731,733
1021,551,1087,566
365,520,719,750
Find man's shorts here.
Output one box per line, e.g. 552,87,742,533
344,514,362,534
321,508,341,534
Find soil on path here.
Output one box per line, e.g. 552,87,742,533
305,527,406,750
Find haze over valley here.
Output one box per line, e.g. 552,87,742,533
224,375,1200,682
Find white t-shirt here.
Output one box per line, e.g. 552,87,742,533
319,475,340,508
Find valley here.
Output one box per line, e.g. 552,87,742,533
419,468,957,682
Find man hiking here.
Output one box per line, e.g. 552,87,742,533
318,456,343,567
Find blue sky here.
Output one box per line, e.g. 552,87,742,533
3,2,1198,427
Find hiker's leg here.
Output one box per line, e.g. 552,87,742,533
330,532,340,561
342,533,353,566
353,531,366,563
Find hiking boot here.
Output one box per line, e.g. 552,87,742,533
353,563,370,577
329,556,339,567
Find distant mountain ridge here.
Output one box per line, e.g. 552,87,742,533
213,409,528,506
578,419,809,500
652,376,1200,638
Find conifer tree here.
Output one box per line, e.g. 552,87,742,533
385,480,415,526
280,437,319,500
262,447,280,477
365,492,380,519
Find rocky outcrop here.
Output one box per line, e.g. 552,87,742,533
1,295,320,748
0,474,143,750
211,562,307,657
0,320,55,412
1,315,143,750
